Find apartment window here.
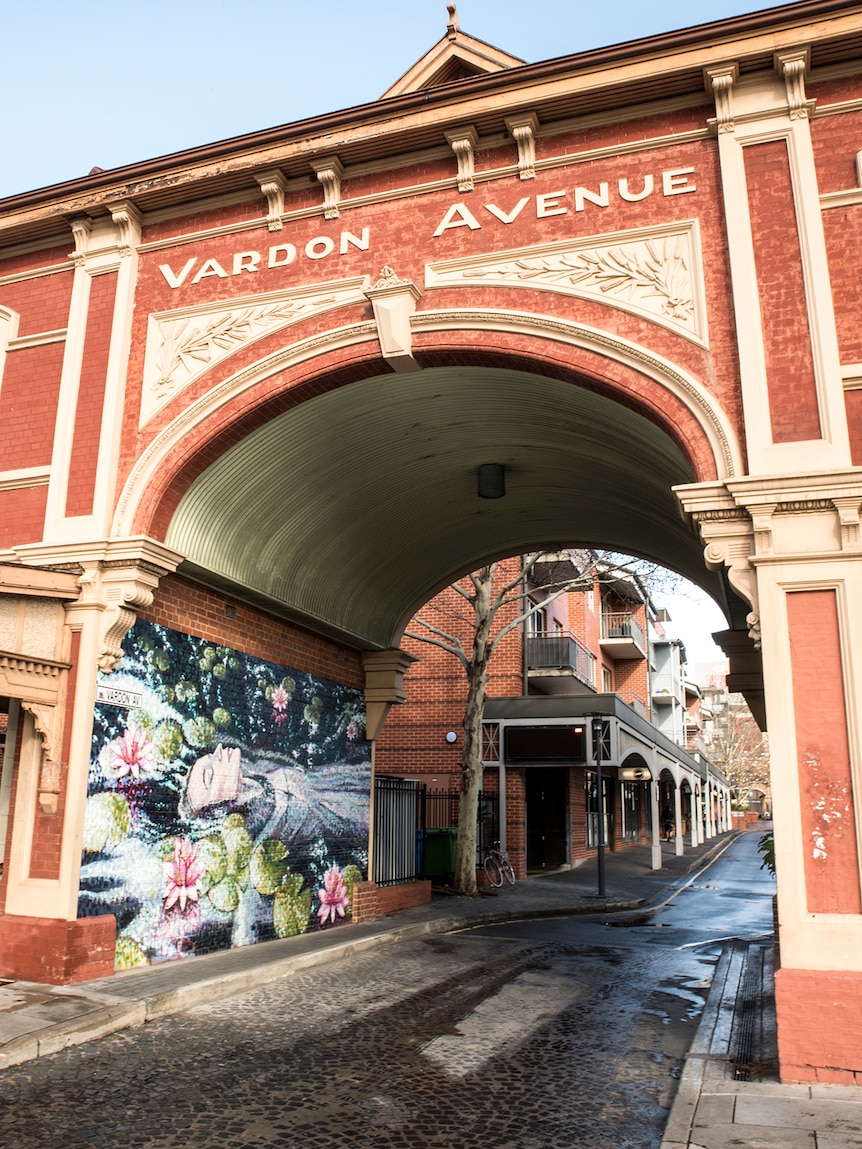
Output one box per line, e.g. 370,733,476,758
481,722,501,763
527,604,547,636
602,666,613,692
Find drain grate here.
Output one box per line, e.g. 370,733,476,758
731,943,764,1081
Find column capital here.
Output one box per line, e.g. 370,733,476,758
15,536,183,672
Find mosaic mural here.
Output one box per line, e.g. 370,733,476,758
77,619,370,968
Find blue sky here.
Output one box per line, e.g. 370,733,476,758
2,0,774,199
1,0,749,662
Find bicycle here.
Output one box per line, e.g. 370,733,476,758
482,841,516,887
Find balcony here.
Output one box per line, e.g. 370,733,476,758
526,633,597,696
600,611,646,660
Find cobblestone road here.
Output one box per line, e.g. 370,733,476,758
0,838,773,1149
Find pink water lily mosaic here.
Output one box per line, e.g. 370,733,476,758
78,619,370,968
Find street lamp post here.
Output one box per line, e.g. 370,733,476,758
592,715,606,897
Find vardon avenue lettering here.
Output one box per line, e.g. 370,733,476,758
158,166,698,289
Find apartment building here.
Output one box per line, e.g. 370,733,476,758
375,555,731,877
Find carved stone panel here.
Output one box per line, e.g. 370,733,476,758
141,278,369,426
425,221,707,345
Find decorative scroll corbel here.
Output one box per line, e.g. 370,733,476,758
310,156,345,220
21,701,63,815
505,112,538,180
110,200,143,257
68,215,93,268
70,541,182,673
777,49,812,120
750,503,776,557
255,169,289,231
675,481,760,647
445,127,479,192
833,496,862,550
97,576,157,673
702,525,761,647
705,64,738,134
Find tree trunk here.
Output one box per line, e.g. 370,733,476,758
452,569,494,895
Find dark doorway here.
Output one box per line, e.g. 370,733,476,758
526,768,568,871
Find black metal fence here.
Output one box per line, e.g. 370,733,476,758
372,775,422,887
372,776,499,886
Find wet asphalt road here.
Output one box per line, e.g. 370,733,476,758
0,835,775,1149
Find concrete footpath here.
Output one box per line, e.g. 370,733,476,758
1,831,860,1148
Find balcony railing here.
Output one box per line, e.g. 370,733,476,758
618,692,647,718
601,611,645,645
526,633,597,689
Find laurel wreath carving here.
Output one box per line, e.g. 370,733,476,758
472,236,693,322
152,298,336,395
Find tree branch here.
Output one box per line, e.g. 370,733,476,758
405,617,468,667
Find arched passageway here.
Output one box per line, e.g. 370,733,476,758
3,0,862,1085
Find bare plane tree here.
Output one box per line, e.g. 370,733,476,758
404,550,677,895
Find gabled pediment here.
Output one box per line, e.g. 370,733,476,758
382,5,525,98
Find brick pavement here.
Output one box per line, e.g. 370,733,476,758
1,829,860,1146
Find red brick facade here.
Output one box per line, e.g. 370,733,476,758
2,2,862,1081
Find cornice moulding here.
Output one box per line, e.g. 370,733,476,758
134,128,710,257
7,328,67,350
5,5,862,239
0,467,51,491
821,187,862,209
0,261,71,287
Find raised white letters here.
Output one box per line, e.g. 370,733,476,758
433,203,482,236
191,258,229,284
157,228,372,289
158,257,197,288
662,167,696,195
536,192,567,218
268,243,297,268
340,228,370,253
484,198,530,225
432,165,699,237
618,175,654,202
306,236,335,260
233,251,261,275
574,183,609,212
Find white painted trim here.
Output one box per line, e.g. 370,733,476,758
135,129,710,255
0,262,72,287
140,276,370,427
425,219,709,348
112,306,741,538
412,309,741,477
42,210,144,542
757,559,862,972
7,328,67,349
0,466,50,490
3,710,66,918
0,701,18,871
709,72,849,476
822,188,862,209
0,304,20,404
43,258,92,539
112,319,377,535
782,115,850,464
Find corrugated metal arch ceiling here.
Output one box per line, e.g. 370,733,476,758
165,365,729,649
